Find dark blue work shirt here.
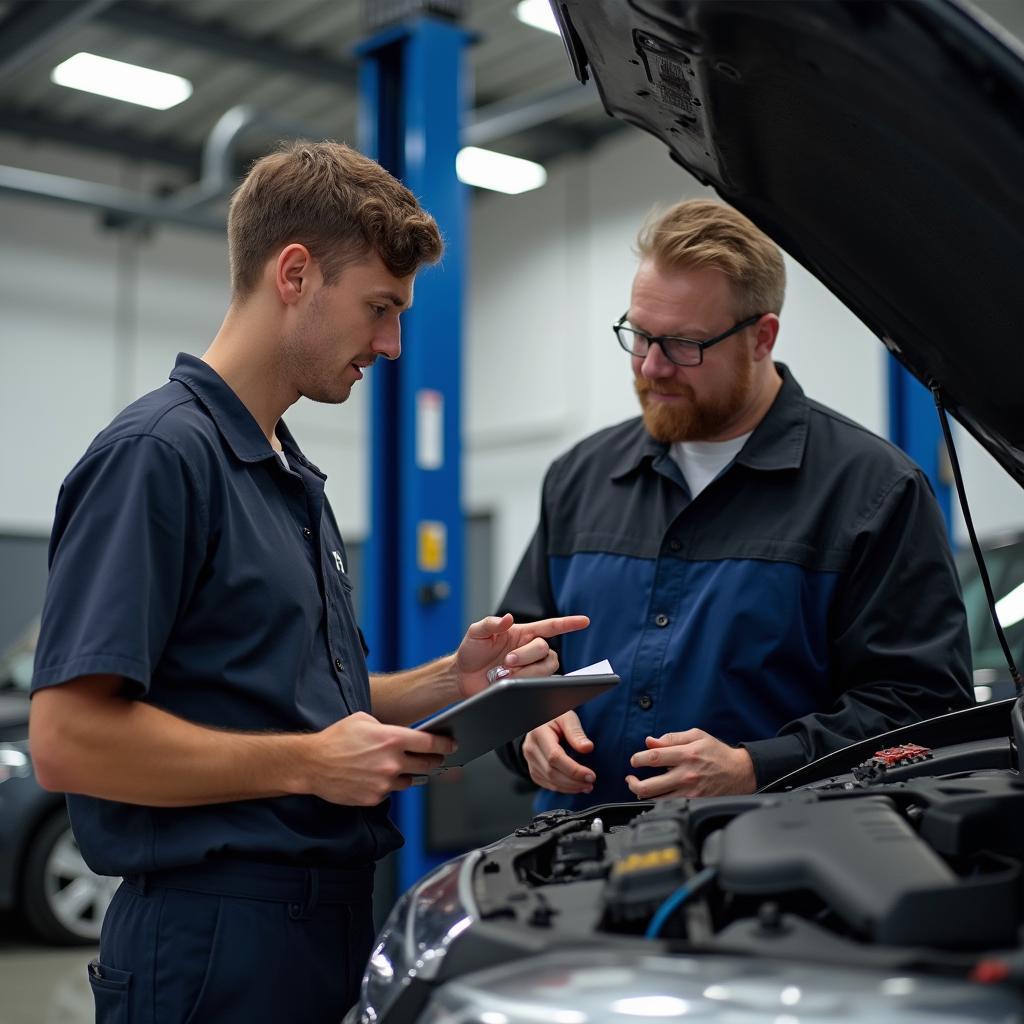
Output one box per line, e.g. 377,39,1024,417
32,353,401,875
499,366,972,808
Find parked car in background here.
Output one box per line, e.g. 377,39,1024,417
959,531,1024,703
0,627,116,944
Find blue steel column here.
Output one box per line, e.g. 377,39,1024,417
357,17,470,893
888,355,953,539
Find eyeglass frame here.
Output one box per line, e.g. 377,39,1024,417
613,311,764,366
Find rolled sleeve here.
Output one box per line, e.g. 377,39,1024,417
33,435,206,697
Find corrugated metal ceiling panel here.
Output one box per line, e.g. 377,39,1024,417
0,0,610,177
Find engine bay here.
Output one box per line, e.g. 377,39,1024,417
469,755,1024,981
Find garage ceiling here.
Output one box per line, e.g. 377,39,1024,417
0,0,616,186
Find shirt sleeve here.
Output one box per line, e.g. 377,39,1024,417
32,434,207,698
742,469,974,787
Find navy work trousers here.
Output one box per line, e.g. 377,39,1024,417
87,860,376,1023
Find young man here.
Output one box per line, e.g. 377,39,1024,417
29,141,587,1023
498,198,972,809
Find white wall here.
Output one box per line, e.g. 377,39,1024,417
2,125,1022,611
0,136,368,537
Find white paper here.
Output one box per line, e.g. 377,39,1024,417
566,659,614,676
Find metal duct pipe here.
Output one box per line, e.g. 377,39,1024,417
162,105,319,213
0,164,223,231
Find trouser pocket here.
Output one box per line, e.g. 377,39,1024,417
88,958,132,1024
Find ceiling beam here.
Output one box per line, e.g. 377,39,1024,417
0,109,202,173
3,69,606,175
0,0,119,83
98,1,358,86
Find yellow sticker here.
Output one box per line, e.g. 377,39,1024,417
612,848,681,875
418,520,447,572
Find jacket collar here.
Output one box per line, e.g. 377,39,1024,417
733,363,808,472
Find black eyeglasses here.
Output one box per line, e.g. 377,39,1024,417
613,312,763,366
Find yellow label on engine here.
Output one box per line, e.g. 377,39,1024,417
613,848,681,875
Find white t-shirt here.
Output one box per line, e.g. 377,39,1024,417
275,449,289,470
669,431,752,499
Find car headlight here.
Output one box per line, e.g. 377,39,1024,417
350,850,479,1024
0,741,30,784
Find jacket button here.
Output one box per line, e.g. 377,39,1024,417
638,695,653,710
655,614,669,627
302,527,312,539
334,657,343,671
668,539,681,552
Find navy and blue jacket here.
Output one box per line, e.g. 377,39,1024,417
498,365,973,809
32,354,402,875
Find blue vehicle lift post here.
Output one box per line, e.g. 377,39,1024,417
357,13,471,894
888,355,953,539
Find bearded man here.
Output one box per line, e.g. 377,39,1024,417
497,198,973,809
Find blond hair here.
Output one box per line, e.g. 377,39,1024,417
636,199,785,316
228,140,443,299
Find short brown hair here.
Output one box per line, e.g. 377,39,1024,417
636,199,785,316
228,140,443,299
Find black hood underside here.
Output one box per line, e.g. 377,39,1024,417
555,0,1024,486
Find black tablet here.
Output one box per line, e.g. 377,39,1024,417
414,674,620,771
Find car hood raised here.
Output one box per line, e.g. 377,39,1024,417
554,0,1024,485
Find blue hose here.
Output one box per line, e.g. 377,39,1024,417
644,866,717,939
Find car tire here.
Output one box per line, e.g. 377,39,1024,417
21,809,118,945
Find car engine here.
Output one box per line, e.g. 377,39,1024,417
349,728,1024,1023
496,771,1024,958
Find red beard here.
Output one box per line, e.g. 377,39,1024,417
634,355,753,442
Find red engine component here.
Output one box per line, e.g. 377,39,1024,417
852,743,933,781
871,743,933,767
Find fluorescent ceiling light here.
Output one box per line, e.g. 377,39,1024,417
456,147,547,195
515,0,561,35
51,52,192,110
996,579,1024,629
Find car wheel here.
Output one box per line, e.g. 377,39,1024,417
21,809,119,945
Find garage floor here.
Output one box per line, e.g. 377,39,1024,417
0,914,94,1024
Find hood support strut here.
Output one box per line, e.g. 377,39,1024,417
930,381,1024,769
